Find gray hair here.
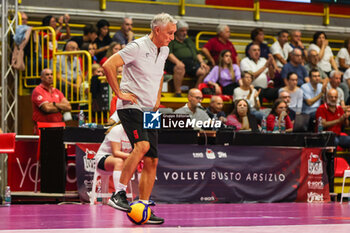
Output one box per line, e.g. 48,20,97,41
330,70,342,78
176,20,189,30
216,24,228,34
150,13,177,30
278,90,290,98
291,48,302,56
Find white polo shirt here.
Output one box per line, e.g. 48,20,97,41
240,57,268,88
117,35,169,111
270,40,293,68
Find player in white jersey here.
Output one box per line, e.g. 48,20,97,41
103,13,177,224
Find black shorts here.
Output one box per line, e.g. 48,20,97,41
117,108,158,158
165,59,200,77
97,154,111,170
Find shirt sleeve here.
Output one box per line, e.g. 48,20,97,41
266,114,275,132
233,64,241,82
203,66,219,83
285,115,293,130
203,38,213,51
281,64,288,79
315,105,326,121
297,88,303,112
240,58,250,72
32,88,48,108
226,115,242,130
270,42,279,55
337,48,347,59
118,40,140,65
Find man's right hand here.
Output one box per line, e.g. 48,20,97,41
119,92,138,104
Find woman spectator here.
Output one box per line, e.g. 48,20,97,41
94,19,112,63
336,39,350,72
203,50,241,95
81,42,98,65
308,31,338,75
267,99,293,132
226,99,258,132
279,72,303,114
99,42,122,66
42,14,71,60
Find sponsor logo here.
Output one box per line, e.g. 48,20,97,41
83,148,96,172
37,95,43,101
133,130,139,140
162,113,222,129
217,151,227,158
206,148,216,159
200,192,218,203
307,192,324,203
308,153,323,175
307,180,324,190
143,110,161,129
192,152,204,158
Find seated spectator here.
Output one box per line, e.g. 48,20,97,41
206,96,227,124
99,42,122,66
278,90,296,122
304,49,328,82
289,30,308,61
336,39,350,72
226,99,258,132
94,19,112,63
233,71,264,121
327,70,345,108
266,99,293,132
342,67,350,104
41,14,71,60
174,88,210,129
202,24,239,66
56,41,82,97
316,88,350,148
80,64,104,110
240,44,278,103
245,28,271,60
279,72,303,114
20,12,28,25
308,31,338,75
112,17,134,47
32,68,71,133
281,48,309,86
203,50,241,95
165,20,209,97
67,24,98,51
270,30,292,69
81,42,98,65
301,69,328,118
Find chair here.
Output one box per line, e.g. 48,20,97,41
0,133,16,154
89,167,133,205
334,157,350,203
34,122,66,192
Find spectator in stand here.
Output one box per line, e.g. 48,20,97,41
233,71,264,121
270,30,292,69
266,99,293,132
20,12,28,25
308,31,338,75
278,90,296,122
203,50,241,95
56,41,82,98
316,88,350,148
0,128,2,134
32,68,71,134
202,24,239,66
301,69,328,119
94,19,112,63
174,88,210,129
326,70,345,108
206,96,227,124
304,49,328,82
165,20,210,97
279,72,303,114
289,30,308,61
42,14,71,60
342,68,350,104
67,24,98,51
112,17,134,47
336,39,350,72
245,28,271,59
81,42,98,65
100,42,122,66
80,63,104,110
226,99,258,132
240,44,278,103
281,48,309,86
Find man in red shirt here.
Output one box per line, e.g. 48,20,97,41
316,88,350,148
32,68,71,133
202,24,239,66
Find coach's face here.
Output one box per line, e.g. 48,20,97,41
155,22,177,47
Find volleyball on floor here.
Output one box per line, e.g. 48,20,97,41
126,201,151,225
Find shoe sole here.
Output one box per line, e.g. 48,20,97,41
146,220,164,225
107,199,131,213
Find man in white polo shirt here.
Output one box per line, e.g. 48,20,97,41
103,13,177,225
240,44,278,103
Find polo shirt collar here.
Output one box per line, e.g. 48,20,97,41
146,35,158,52
40,83,53,92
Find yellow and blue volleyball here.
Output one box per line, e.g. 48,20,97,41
126,201,151,225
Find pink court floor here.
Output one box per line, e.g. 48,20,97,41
1,203,350,233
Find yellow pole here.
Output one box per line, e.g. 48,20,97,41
179,0,185,16
323,4,329,26
100,0,106,11
254,0,260,21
